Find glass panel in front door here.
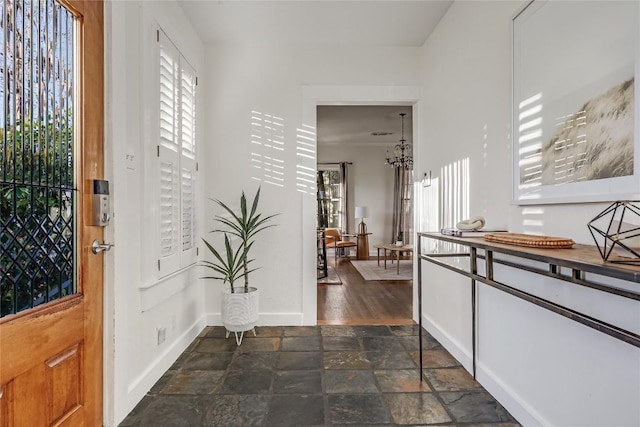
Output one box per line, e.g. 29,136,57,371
1,0,77,317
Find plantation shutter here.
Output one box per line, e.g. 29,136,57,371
180,59,197,266
180,60,197,161
157,30,180,276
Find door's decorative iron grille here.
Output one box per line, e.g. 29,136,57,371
1,0,76,318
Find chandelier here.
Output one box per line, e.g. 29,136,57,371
385,113,413,169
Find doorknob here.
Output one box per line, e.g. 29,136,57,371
92,239,114,254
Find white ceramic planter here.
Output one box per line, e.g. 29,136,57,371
221,286,259,345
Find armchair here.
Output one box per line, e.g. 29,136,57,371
324,228,357,263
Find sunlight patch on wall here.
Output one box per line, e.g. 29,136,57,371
518,92,544,190
415,177,440,233
517,89,593,193
296,124,317,195
548,109,588,183
440,158,470,229
416,174,470,260
521,206,545,233
296,165,315,195
251,111,285,187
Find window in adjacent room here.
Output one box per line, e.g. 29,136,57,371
317,167,342,230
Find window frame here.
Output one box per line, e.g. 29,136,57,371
317,166,343,231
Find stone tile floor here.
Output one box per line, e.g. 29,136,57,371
120,325,520,426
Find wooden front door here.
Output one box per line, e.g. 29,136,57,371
0,0,104,425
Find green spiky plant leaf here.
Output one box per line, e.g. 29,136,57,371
203,187,278,293
201,234,257,293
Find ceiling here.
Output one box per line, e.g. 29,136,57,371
317,105,412,146
177,1,453,47
177,1,436,147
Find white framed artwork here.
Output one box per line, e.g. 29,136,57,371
512,0,639,204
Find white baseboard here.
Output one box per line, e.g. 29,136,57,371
123,315,207,421
206,312,304,326
476,361,549,427
118,312,303,425
422,313,543,427
421,313,473,371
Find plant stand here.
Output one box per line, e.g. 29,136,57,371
225,328,257,346
221,287,259,346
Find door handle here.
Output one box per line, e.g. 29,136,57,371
92,239,114,254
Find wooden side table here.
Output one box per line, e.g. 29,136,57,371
357,233,371,260
374,243,414,274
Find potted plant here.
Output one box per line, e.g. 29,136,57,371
396,232,404,246
201,187,277,345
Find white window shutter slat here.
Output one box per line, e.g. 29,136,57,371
180,55,197,266
180,163,197,265
158,157,180,275
181,166,194,250
181,60,197,160
159,33,179,153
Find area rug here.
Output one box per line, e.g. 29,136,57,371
317,265,342,285
350,260,413,281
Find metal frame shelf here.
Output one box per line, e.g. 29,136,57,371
416,232,640,379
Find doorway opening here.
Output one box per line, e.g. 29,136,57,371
315,105,414,325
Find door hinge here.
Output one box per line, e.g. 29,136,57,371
156,30,160,42
195,76,198,86
196,247,199,256
157,259,161,271
196,162,199,172
157,145,160,157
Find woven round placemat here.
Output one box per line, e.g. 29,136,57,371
483,232,575,248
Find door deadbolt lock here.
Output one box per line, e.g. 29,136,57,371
91,180,111,226
92,240,114,254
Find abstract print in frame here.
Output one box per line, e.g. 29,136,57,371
512,0,639,204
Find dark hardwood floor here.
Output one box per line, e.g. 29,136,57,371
317,254,413,325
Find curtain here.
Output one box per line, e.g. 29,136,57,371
391,168,413,244
339,162,349,233
316,170,328,228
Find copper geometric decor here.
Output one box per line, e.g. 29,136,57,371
587,201,640,265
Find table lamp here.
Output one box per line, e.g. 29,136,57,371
355,206,369,234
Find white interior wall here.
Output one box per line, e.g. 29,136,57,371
417,1,640,426
318,144,395,248
105,1,206,425
201,45,421,325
